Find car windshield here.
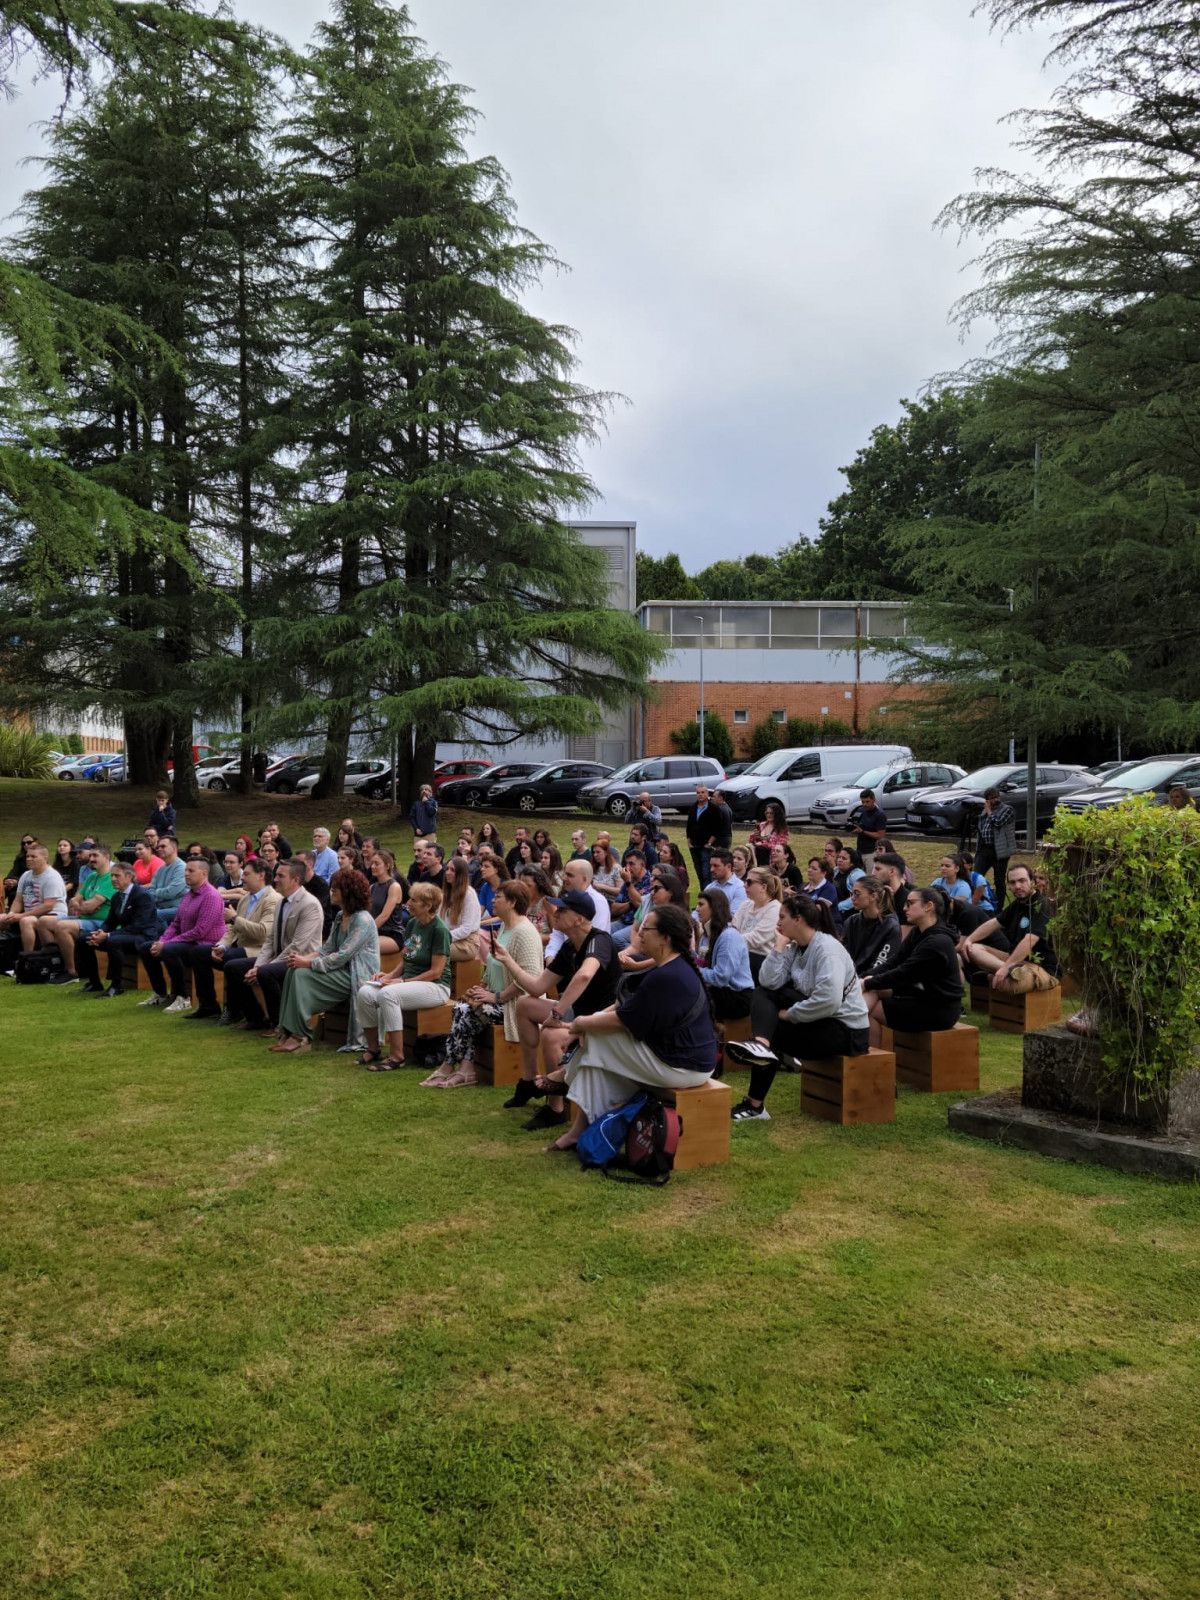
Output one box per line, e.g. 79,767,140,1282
605,761,644,782
738,749,797,778
1101,759,1194,791
955,765,1021,791
854,764,895,789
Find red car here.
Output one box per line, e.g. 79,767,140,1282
433,759,493,792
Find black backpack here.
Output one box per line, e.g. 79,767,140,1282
14,947,64,985
606,1098,684,1187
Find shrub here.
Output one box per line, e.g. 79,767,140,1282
0,726,59,779
750,717,781,761
784,716,821,747
1045,795,1200,1098
669,710,734,767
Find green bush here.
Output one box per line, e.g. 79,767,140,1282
669,710,735,768
750,717,781,761
1045,795,1200,1098
0,726,60,779
784,716,821,747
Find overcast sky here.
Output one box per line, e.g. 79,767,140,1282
1,1,1060,569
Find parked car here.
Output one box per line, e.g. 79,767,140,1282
433,759,493,793
81,753,122,781
486,760,613,813
809,760,967,830
355,765,396,801
92,755,126,783
297,758,390,797
1085,759,1144,781
576,755,727,820
1056,755,1200,814
264,755,322,795
265,752,311,779
196,755,241,791
906,762,1098,839
722,761,753,779
55,755,96,780
437,762,541,808
716,744,914,823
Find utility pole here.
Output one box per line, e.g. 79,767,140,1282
693,612,706,757
1026,440,1040,849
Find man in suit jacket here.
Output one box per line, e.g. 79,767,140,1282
295,851,333,938
76,860,158,996
232,858,323,1030
685,784,731,890
211,858,279,1026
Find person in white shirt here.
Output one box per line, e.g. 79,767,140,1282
733,867,783,980
544,857,610,961
442,854,482,961
0,844,67,954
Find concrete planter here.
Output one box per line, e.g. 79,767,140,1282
1022,1025,1200,1137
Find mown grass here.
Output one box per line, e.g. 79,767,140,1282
2,779,1198,1599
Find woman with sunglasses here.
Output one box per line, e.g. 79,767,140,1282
5,834,38,907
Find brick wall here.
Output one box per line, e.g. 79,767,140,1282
643,680,928,757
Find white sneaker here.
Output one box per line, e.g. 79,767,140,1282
138,993,168,1008
726,1039,779,1067
164,995,192,1014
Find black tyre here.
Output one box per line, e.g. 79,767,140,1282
274,778,295,795
516,791,539,814
463,786,485,808
606,794,631,820
208,777,226,792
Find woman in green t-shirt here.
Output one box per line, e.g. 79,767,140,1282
354,881,451,1069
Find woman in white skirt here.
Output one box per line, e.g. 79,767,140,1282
355,881,450,1070
550,904,718,1153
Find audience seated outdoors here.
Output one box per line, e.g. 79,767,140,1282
833,847,866,915
956,862,1060,993
0,840,68,963
932,852,973,903
725,894,869,1121
609,851,651,950
804,855,841,926
442,854,481,962
39,840,116,982
368,848,408,955
212,855,280,1023
747,801,788,867
221,857,323,1030
860,885,965,1048
74,859,158,995
703,848,747,913
273,868,380,1054
615,866,688,972
422,879,544,1089
694,887,754,1020
355,881,450,1070
840,875,901,977
733,867,782,981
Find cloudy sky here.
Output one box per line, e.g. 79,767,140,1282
1,1,1060,569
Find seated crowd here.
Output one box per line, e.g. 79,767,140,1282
1,797,1061,1152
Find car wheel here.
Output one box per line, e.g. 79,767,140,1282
463,787,485,808
517,791,538,814
209,777,226,792
274,779,295,795
59,772,73,780
606,795,630,820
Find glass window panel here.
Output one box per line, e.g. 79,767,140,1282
720,607,770,648
670,606,714,647
819,607,857,638
644,607,671,634
865,608,906,638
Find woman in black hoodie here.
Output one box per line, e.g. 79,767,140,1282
861,885,964,1047
841,876,901,977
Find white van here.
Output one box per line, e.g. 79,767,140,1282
717,744,913,823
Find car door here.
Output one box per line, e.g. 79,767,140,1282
776,752,823,819
662,758,697,810
537,764,570,803
1169,761,1200,803
879,765,923,824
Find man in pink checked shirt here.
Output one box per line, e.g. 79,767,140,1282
135,859,228,1014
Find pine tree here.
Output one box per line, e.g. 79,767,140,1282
269,0,662,802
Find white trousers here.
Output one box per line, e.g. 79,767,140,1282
356,979,448,1037
565,1030,712,1122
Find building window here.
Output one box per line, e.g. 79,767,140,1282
772,708,786,724
733,709,748,724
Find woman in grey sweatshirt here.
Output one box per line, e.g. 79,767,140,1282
726,893,869,1121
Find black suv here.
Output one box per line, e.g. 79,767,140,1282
486,760,613,813
439,762,541,808
906,762,1097,839
264,755,322,794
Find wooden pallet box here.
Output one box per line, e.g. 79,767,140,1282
666,1078,732,1170
882,1022,980,1093
988,983,1063,1035
801,1049,896,1125
475,1024,523,1086
450,959,483,999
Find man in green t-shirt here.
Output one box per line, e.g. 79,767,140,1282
37,841,117,983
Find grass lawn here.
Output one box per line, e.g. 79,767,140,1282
2,779,1199,1599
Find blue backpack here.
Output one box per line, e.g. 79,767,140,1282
576,1093,683,1186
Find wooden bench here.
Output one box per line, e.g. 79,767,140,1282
475,1023,523,1086
450,958,482,999
881,1022,980,1093
988,983,1062,1035
801,1049,896,1125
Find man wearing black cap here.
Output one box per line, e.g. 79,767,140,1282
489,887,620,1131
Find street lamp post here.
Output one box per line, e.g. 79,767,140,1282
693,612,706,757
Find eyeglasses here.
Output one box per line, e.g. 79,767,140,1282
20,838,35,847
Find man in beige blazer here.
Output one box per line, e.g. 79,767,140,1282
227,859,323,1030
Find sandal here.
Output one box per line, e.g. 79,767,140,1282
358,1048,383,1067
365,1056,405,1072
419,1067,453,1087
534,1073,566,1095
439,1068,478,1089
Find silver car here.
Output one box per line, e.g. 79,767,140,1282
809,760,967,830
576,755,728,819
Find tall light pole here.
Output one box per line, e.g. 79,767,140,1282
693,612,706,757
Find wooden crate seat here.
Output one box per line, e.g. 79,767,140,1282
988,983,1062,1035
881,1022,980,1093
801,1049,896,1125
969,974,991,1015
450,958,483,999
475,1023,523,1086
716,1014,754,1055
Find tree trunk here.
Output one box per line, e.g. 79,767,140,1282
234,239,256,796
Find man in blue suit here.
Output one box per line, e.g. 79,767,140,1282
75,861,158,996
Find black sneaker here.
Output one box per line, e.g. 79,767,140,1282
101,986,124,999
731,1097,771,1122
503,1079,540,1109
76,981,104,995
725,1039,779,1069
185,1007,222,1021
523,1105,569,1131
48,972,79,986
